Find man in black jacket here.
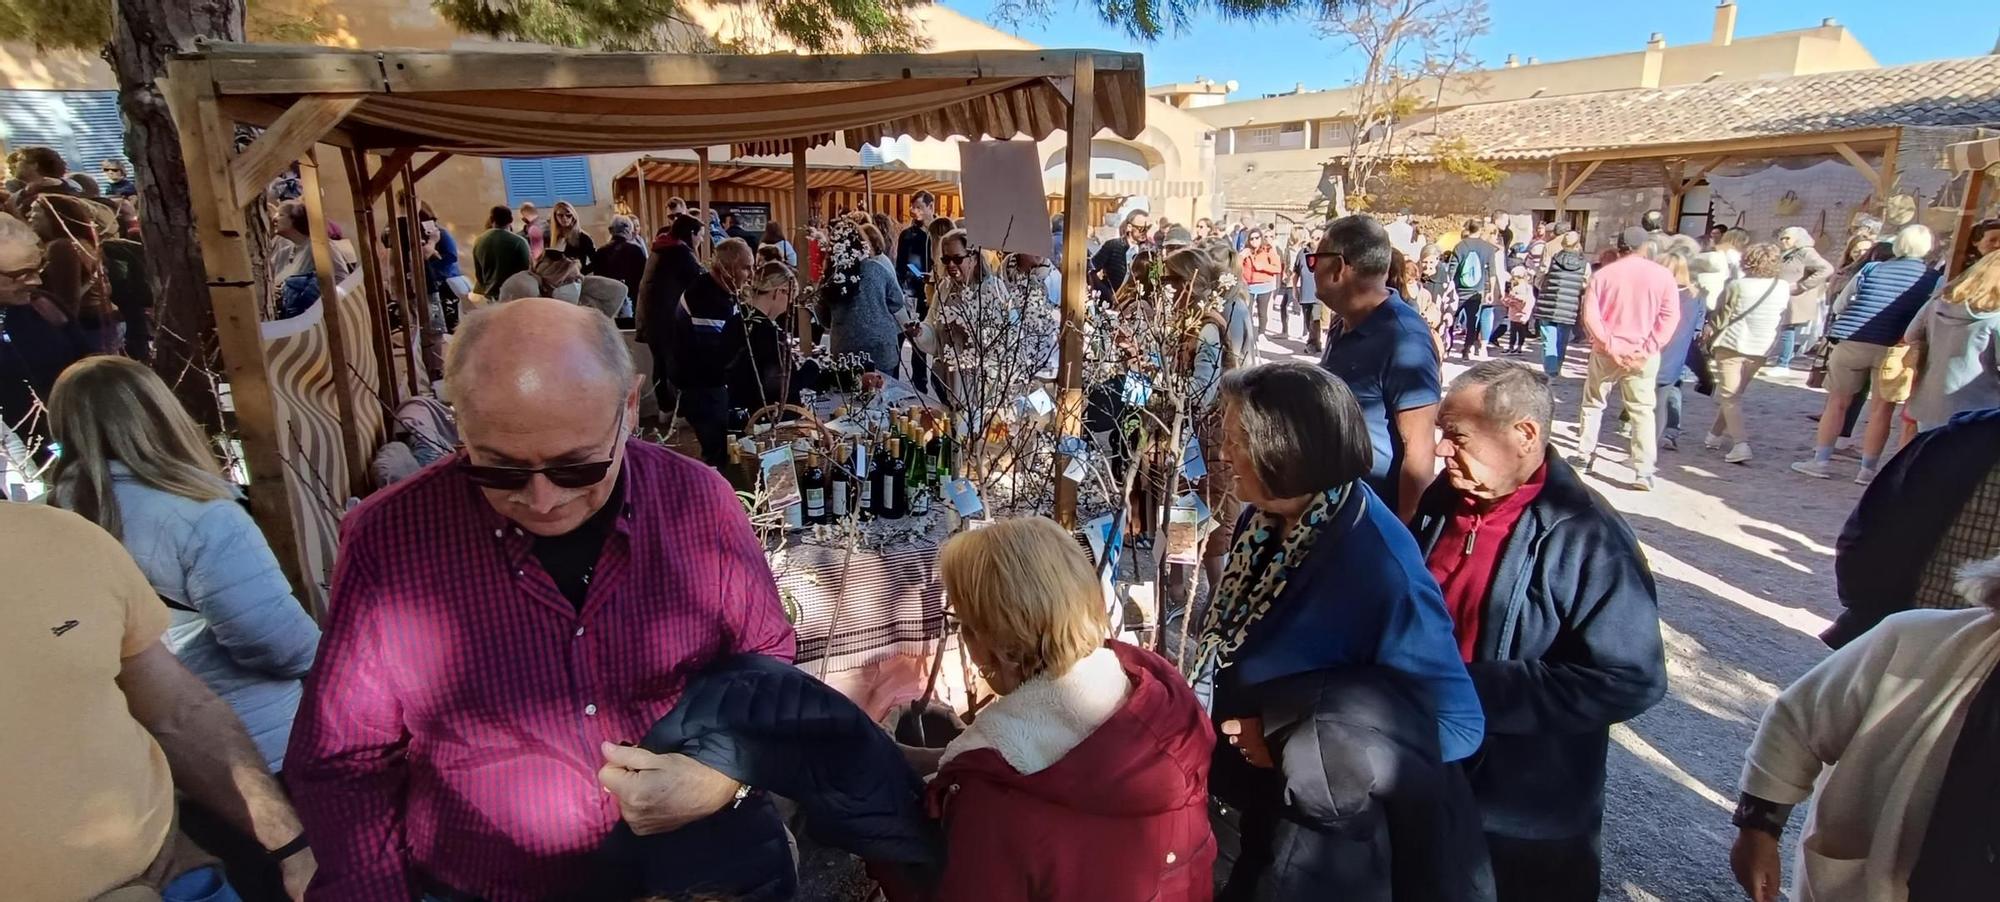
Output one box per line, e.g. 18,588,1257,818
897,191,938,391
1826,407,2000,648
673,238,752,467
1411,360,1668,902
636,213,707,420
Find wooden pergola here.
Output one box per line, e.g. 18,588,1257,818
163,43,1145,601
1549,127,1905,228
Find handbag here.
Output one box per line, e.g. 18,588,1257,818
1804,337,1833,388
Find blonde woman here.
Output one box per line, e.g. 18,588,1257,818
930,516,1213,900
548,200,595,271
1904,252,2000,431
48,356,320,773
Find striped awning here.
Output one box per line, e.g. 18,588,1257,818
186,44,1147,159
1946,136,2000,174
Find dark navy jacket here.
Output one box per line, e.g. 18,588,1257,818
1212,667,1495,902
598,654,940,901
1411,456,1667,841
1828,407,2000,648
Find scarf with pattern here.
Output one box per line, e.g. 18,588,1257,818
1191,486,1346,678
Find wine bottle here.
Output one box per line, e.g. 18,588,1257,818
926,429,945,485
881,438,908,520
830,446,851,519
871,437,894,518
801,448,827,525
909,483,932,516
857,437,875,520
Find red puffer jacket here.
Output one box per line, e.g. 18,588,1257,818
927,641,1215,901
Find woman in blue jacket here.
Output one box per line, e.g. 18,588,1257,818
49,356,321,773
1196,362,1486,899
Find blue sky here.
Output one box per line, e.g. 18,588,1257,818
944,0,1997,99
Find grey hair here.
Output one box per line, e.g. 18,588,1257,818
444,301,635,409
608,215,634,239
1891,223,1934,260
1449,359,1553,440
1780,226,1816,248
1957,553,2000,612
1219,363,1373,497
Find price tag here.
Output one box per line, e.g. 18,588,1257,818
1025,387,1055,417
1180,436,1207,480
945,479,985,518
1063,455,1089,483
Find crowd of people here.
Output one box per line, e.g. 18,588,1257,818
6,136,2000,902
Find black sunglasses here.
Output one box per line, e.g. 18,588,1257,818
460,408,627,490
940,253,970,265
1304,252,1337,270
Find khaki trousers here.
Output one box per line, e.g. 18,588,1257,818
1708,348,1765,444
1577,351,1661,477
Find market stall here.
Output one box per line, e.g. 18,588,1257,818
1945,134,2000,276
161,41,1145,702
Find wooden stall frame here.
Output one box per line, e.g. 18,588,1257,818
1551,127,1904,227
166,45,1144,586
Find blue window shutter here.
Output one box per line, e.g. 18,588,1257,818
501,158,554,207
0,89,129,173
547,157,594,206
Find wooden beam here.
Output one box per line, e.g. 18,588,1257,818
162,62,307,598
1053,58,1094,530
1555,159,1603,208
295,149,371,493
1879,134,1901,202
401,166,439,392
410,151,453,185
229,95,362,210
1684,156,1728,187
792,142,812,345
199,46,1140,95
360,147,417,204
1664,159,1687,229
1830,142,1884,197
696,147,712,264
1949,172,1987,278
340,147,400,418
1552,127,1905,165
383,182,421,397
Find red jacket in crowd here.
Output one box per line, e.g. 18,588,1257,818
926,641,1216,901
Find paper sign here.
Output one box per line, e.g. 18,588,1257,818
1025,387,1055,418
1181,436,1208,480
945,478,985,519
760,444,800,510
1063,455,1089,484
957,140,1057,257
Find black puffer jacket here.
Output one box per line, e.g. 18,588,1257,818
1212,666,1495,902
597,654,941,901
1537,250,1589,326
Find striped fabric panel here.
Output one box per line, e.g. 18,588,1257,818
776,535,946,674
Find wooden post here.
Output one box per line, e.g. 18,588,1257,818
696,147,713,264
380,179,420,396
401,165,439,392
1950,172,1987,278
1664,159,1687,232
163,68,308,596
339,148,400,418
1053,56,1095,529
637,161,653,235
862,166,874,213
295,148,370,495
792,142,813,344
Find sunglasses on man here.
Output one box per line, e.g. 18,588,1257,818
459,407,627,490
1303,251,1339,271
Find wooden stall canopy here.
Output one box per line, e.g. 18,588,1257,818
1945,134,2000,277
612,157,968,228
185,43,1147,156
164,42,1143,600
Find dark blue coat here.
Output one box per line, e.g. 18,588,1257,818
597,654,940,901
1828,407,2000,648
1410,456,1667,842
1212,666,1496,902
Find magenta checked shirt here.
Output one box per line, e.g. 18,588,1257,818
286,440,796,901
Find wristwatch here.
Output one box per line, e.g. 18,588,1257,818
266,833,311,862
730,783,755,810
1731,793,1791,839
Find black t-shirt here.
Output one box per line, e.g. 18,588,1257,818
1454,238,1501,304
1091,238,1131,301
531,474,625,611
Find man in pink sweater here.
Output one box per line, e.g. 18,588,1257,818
1575,227,1681,491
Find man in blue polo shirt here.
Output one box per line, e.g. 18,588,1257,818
1317,214,1442,522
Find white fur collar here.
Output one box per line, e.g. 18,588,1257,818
940,646,1131,775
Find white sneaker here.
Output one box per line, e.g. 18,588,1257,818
1703,433,1726,451
1790,459,1835,479
1854,468,1877,486
1724,443,1754,465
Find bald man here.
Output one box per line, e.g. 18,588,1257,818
286,299,796,900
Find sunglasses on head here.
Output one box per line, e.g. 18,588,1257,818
460,408,626,490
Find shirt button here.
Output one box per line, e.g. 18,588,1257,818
493,528,503,538
575,626,585,637
1165,852,1177,865
584,704,598,716
515,569,525,578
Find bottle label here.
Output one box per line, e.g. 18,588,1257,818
911,491,931,515
860,479,873,507
805,488,825,516
831,481,848,516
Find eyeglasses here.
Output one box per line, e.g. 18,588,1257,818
1304,252,1337,270
940,254,970,265
460,407,627,490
